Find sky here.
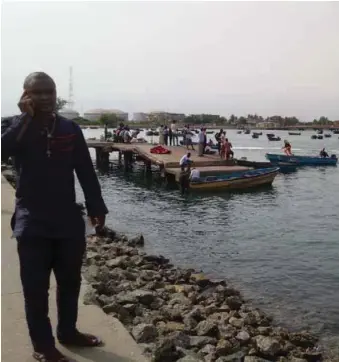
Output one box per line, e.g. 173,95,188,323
1,1,339,121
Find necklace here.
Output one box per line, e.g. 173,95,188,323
44,113,57,158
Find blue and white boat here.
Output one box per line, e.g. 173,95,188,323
266,153,338,166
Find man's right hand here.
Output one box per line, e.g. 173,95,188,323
18,91,34,117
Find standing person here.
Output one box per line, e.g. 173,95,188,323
225,138,234,159
1,72,108,362
220,131,227,159
203,128,207,154
198,128,205,156
215,129,224,156
170,120,178,146
168,122,173,146
163,125,169,146
185,126,195,151
158,125,165,145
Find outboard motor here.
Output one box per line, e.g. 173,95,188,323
330,154,337,159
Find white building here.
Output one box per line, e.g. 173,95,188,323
132,112,149,122
83,108,128,122
59,108,80,120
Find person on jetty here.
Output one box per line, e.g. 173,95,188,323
1,72,108,362
215,129,224,155
185,126,195,150
163,125,169,146
198,128,205,156
159,125,165,145
180,152,192,168
320,148,329,158
170,120,179,146
283,140,292,156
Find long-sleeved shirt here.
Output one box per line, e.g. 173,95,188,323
1,113,108,239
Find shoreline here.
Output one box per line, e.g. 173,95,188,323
1,165,333,362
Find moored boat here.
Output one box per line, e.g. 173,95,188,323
288,132,301,135
189,167,279,191
237,159,296,173
266,153,338,166
252,133,259,139
311,135,317,139
324,134,332,138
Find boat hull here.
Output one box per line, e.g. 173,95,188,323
190,168,279,191
266,153,338,166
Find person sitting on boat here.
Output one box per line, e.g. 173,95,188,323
189,167,200,182
180,152,192,170
283,140,292,156
225,138,234,160
320,148,329,158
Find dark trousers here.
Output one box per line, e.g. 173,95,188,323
17,236,86,352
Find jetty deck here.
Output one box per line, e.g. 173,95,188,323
87,141,249,177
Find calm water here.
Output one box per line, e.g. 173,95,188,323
78,128,339,352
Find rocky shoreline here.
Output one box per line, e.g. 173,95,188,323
83,230,323,362
0,165,327,362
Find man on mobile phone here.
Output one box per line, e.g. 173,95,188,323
1,72,108,362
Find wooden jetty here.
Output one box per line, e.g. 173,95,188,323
87,140,250,180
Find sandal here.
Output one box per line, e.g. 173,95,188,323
33,348,71,362
58,330,103,347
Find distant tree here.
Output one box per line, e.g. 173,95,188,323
56,97,68,112
98,113,119,128
229,114,238,124
237,116,248,125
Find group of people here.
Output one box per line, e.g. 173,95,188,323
159,121,179,146
215,129,234,160
114,123,139,143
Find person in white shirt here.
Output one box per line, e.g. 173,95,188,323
189,168,200,181
170,120,178,146
185,126,195,150
198,128,205,156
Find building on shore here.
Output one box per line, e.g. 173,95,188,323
256,121,279,129
132,112,149,122
83,109,128,122
148,111,186,123
59,108,80,120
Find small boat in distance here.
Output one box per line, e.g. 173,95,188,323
266,153,338,166
237,130,242,134
324,134,332,138
288,132,301,136
267,133,281,141
252,133,259,139
189,167,279,191
311,135,317,139
244,129,251,134
317,135,323,139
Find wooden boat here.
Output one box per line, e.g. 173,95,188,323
244,129,251,134
237,131,242,134
311,135,317,139
317,130,323,134
252,133,259,139
237,159,297,173
266,133,281,141
332,130,339,134
266,153,338,166
189,167,279,191
288,132,301,135
317,135,323,139
324,134,332,138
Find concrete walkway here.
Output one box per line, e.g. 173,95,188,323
1,175,148,362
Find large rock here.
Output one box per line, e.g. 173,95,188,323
153,338,180,362
229,317,244,329
244,357,274,362
254,336,280,357
177,356,204,362
196,320,219,337
165,331,190,349
106,255,129,268
226,296,243,311
215,339,233,356
190,336,218,348
191,273,211,288
128,234,145,247
288,332,317,348
117,289,155,305
216,351,246,362
132,323,158,343
236,331,250,344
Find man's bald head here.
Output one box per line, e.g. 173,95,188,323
23,72,57,115
23,72,55,90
